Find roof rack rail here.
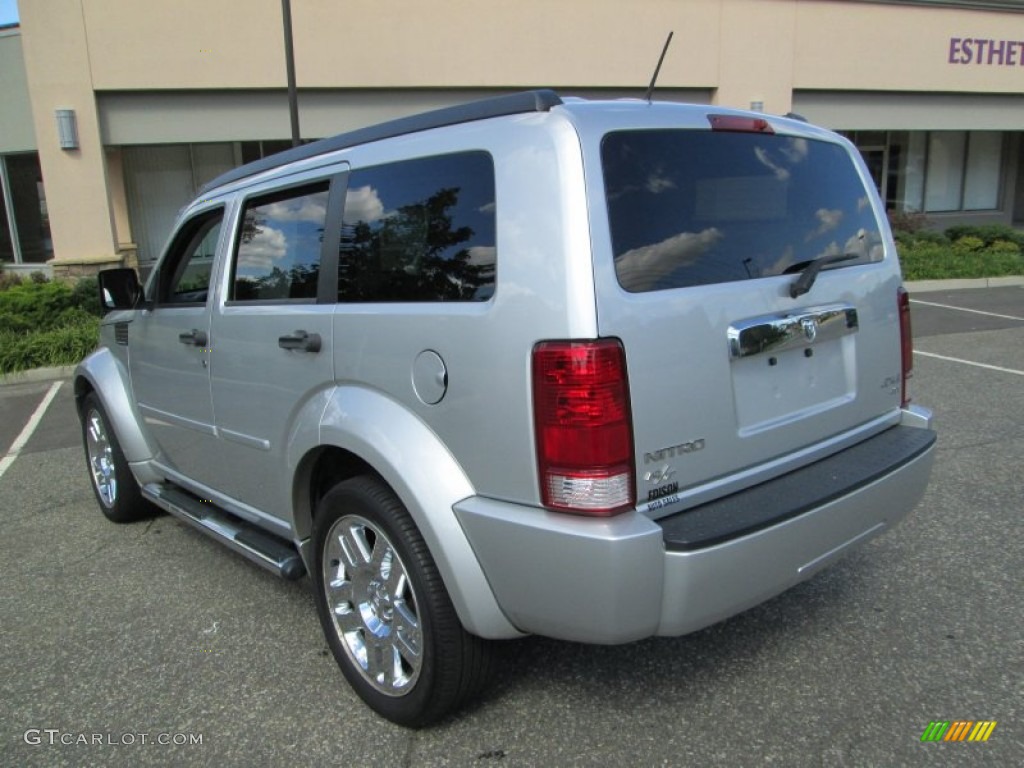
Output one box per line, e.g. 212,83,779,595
200,89,563,194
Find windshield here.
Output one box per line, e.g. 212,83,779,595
601,129,884,293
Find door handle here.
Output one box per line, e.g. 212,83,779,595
178,329,208,347
278,330,321,353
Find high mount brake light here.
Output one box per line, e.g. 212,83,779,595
532,340,635,516
708,114,775,134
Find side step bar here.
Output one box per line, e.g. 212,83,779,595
142,483,306,580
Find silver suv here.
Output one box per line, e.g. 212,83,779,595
77,91,936,726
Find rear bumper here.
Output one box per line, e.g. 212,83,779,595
454,417,936,644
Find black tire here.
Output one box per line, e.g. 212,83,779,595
312,476,492,727
80,392,153,523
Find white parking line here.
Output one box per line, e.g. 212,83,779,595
914,350,1024,377
910,299,1024,323
0,381,63,480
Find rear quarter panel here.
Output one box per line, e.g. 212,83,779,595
327,111,597,507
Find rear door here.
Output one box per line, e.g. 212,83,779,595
207,170,344,523
586,117,904,515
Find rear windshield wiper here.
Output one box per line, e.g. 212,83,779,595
788,252,860,299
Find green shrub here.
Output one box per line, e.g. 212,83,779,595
0,275,108,374
70,276,103,317
908,229,951,246
951,236,985,254
898,240,1024,281
891,227,950,250
989,239,1022,255
943,224,1024,248
897,242,949,280
905,230,950,247
0,315,100,374
0,280,78,334
0,277,104,335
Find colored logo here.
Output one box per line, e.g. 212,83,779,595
921,721,997,742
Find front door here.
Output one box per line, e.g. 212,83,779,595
129,206,224,486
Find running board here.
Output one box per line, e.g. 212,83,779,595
142,483,306,580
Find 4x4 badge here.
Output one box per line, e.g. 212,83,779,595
644,465,677,485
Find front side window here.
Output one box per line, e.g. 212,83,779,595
232,183,329,301
602,130,883,293
338,151,496,302
156,209,223,305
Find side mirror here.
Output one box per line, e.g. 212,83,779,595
97,268,142,312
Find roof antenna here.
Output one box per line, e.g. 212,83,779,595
644,31,674,103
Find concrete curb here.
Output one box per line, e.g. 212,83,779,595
0,365,77,387
905,276,1024,293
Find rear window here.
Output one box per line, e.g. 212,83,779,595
601,130,884,292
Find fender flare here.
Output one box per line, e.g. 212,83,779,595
74,348,156,464
292,385,522,640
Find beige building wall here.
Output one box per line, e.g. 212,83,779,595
18,0,118,263
714,0,797,114
794,1,1024,92
81,0,720,90
75,0,1024,95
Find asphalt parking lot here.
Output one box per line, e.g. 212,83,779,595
1,286,1021,767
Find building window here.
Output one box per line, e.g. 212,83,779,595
0,152,53,264
122,143,237,265
962,132,1002,211
923,131,1003,213
848,130,1005,215
0,186,12,262
924,131,968,212
239,141,295,165
894,132,927,214
123,141,310,267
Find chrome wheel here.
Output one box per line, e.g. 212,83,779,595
85,407,117,508
314,477,493,725
322,514,423,696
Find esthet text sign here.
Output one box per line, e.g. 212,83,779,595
948,37,1024,66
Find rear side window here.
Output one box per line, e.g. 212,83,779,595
338,151,496,302
602,130,883,292
232,183,329,301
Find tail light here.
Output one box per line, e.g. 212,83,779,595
532,340,635,516
898,287,913,407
